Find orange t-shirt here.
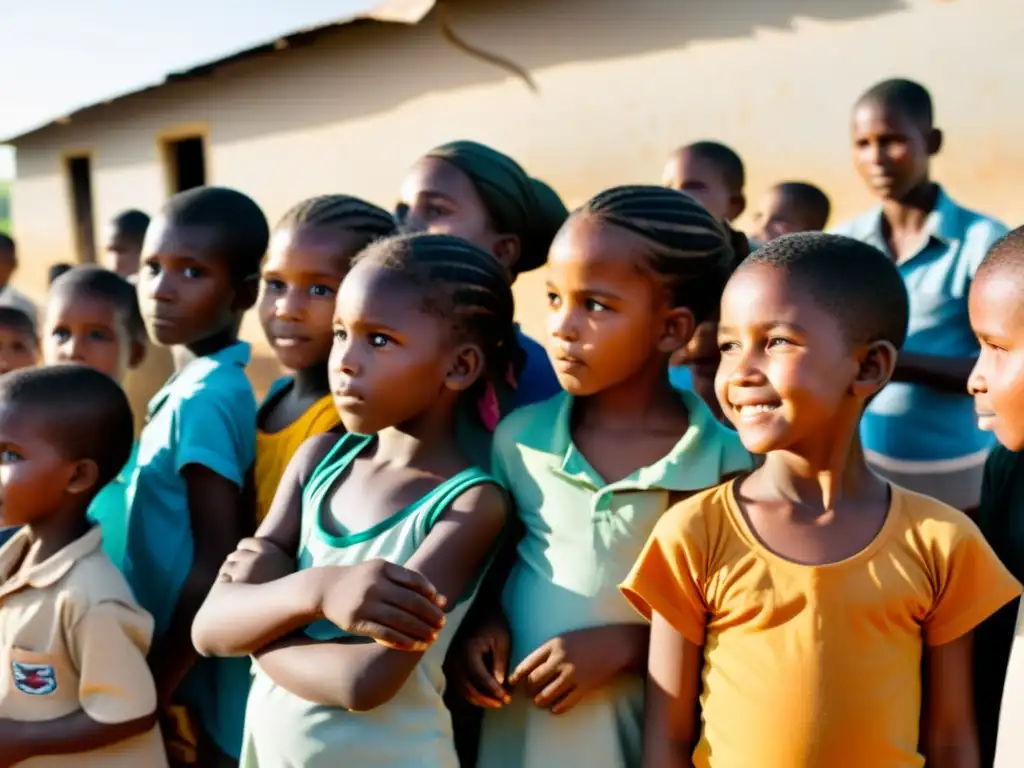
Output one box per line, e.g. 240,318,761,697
621,481,1021,768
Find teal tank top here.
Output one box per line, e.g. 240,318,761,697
241,433,497,768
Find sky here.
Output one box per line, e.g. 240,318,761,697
0,0,433,178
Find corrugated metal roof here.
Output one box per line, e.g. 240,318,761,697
2,0,436,143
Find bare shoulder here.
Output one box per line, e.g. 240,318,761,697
290,431,345,485
445,480,510,530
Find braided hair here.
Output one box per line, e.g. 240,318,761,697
275,195,396,258
354,233,522,432
576,185,748,324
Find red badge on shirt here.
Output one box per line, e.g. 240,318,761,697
12,661,57,695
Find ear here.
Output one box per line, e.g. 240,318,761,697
491,235,522,274
128,336,148,369
444,342,485,393
232,274,260,312
657,306,697,355
727,193,747,223
65,458,100,497
852,340,898,399
928,128,943,157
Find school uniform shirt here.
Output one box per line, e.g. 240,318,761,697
832,188,1006,508
477,389,751,768
974,446,1024,765
86,442,138,569
123,340,257,760
0,527,167,768
621,481,1021,768
255,377,340,524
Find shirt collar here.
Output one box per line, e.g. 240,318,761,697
546,388,731,492
861,185,961,253
0,526,103,596
148,341,251,419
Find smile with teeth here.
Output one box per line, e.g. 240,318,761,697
733,403,780,416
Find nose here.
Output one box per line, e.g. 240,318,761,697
724,346,765,387
145,268,173,303
330,335,361,377
967,357,987,395
276,286,304,320
548,305,579,344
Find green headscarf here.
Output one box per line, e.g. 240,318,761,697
426,140,568,273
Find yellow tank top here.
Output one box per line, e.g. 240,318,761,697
255,391,340,524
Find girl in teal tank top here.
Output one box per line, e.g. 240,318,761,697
192,233,522,767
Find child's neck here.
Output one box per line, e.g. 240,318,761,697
758,426,884,511
292,363,330,400
376,405,463,474
881,179,939,235
19,511,91,573
177,327,240,370
576,361,685,432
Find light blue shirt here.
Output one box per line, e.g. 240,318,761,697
832,187,1006,469
87,442,138,569
123,341,256,759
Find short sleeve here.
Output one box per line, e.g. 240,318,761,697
71,600,157,724
925,520,1023,647
620,501,711,646
966,218,1010,277
175,380,256,488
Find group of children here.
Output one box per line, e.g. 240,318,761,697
0,75,1021,768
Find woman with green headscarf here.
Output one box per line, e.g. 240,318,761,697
397,140,568,409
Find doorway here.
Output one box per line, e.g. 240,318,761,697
65,155,96,263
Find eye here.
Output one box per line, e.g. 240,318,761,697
309,284,336,299
767,336,795,349
142,261,160,277
51,327,71,343
423,203,446,220
585,298,609,313
183,266,203,279
0,449,22,462
718,341,740,354
369,333,392,348
264,278,286,293
546,292,561,309
333,328,348,342
90,329,113,342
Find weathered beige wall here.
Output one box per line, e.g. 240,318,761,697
11,0,1024,391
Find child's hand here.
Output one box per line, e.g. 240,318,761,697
318,560,447,651
510,626,641,715
447,611,513,709
217,537,292,584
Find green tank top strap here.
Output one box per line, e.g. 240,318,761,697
301,432,375,511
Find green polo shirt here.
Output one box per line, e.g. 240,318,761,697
479,389,751,768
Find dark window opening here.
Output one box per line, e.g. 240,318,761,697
66,155,96,263
166,136,206,192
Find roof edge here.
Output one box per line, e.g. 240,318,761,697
3,0,437,144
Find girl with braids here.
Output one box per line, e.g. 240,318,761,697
450,186,752,768
398,139,568,409
192,233,515,767
255,194,396,523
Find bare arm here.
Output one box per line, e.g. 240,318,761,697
191,435,332,657
148,464,244,705
893,352,976,394
922,632,980,768
642,611,703,768
254,482,509,711
0,711,156,767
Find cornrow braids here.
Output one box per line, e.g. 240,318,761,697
355,233,523,421
577,185,740,324
275,194,396,254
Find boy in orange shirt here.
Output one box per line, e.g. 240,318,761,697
622,232,1020,767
